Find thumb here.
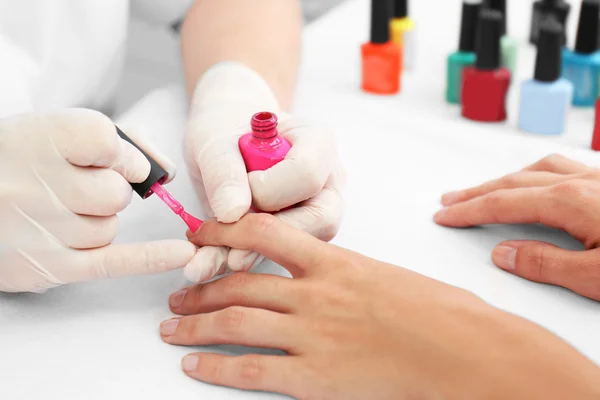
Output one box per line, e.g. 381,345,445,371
75,240,197,282
492,241,600,301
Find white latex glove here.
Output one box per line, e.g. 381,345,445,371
184,62,344,282
0,109,196,293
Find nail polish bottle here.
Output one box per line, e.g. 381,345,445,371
391,0,416,71
361,0,401,94
446,1,481,104
529,0,570,45
592,99,600,150
238,112,291,172
561,0,600,107
518,19,573,135
461,9,511,122
484,0,518,76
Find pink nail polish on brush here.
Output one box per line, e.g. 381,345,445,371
115,126,203,232
238,112,291,172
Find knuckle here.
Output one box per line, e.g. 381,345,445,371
539,154,565,169
522,246,546,282
199,355,223,383
216,307,246,334
238,356,264,382
550,180,591,199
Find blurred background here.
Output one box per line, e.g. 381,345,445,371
118,0,347,115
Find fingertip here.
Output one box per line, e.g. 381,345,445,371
433,207,450,224
491,245,517,272
211,187,251,223
183,246,228,283
227,249,261,272
441,191,462,206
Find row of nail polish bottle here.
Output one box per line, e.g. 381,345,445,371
360,0,416,95
446,1,517,106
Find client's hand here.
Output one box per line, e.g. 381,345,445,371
435,154,600,301
160,214,600,399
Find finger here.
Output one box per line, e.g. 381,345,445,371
180,353,305,398
226,249,264,272
40,165,133,216
188,122,251,223
523,154,591,175
188,214,330,277
72,240,196,282
169,272,298,315
434,187,550,228
441,171,566,206
160,307,300,351
183,245,230,283
249,123,336,211
492,241,600,301
48,109,151,183
123,126,177,184
275,170,344,242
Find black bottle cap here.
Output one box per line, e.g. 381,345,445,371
534,18,563,82
574,0,600,54
532,0,571,45
393,0,408,18
458,1,482,52
115,126,168,199
475,9,503,69
484,0,507,35
370,0,392,44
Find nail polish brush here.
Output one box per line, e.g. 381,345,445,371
115,126,203,232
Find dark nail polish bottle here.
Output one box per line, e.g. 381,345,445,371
446,1,481,104
530,0,571,45
461,9,511,122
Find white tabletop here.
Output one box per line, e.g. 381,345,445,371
1,1,600,399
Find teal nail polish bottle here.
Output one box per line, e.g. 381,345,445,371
561,0,600,107
446,1,481,104
519,18,573,135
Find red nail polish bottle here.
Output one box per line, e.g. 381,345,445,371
361,0,402,95
461,9,511,122
592,99,600,151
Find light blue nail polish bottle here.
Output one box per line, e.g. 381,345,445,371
561,0,600,107
519,19,573,135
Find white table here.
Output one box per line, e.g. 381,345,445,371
1,1,599,399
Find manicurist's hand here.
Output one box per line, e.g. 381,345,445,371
435,154,600,301
0,109,196,293
160,214,600,399
183,62,344,282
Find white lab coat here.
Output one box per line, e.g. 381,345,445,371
0,0,193,118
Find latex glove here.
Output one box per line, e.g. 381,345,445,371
183,62,344,282
0,109,196,293
435,154,600,301
161,215,600,399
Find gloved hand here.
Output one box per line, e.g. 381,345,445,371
184,62,344,282
0,109,196,293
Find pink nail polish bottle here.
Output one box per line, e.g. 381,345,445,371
238,112,291,172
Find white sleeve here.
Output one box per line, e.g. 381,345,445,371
0,35,38,118
130,0,194,26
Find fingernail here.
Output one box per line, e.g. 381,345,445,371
182,355,199,372
160,319,180,336
493,246,517,272
442,191,461,206
170,289,187,308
